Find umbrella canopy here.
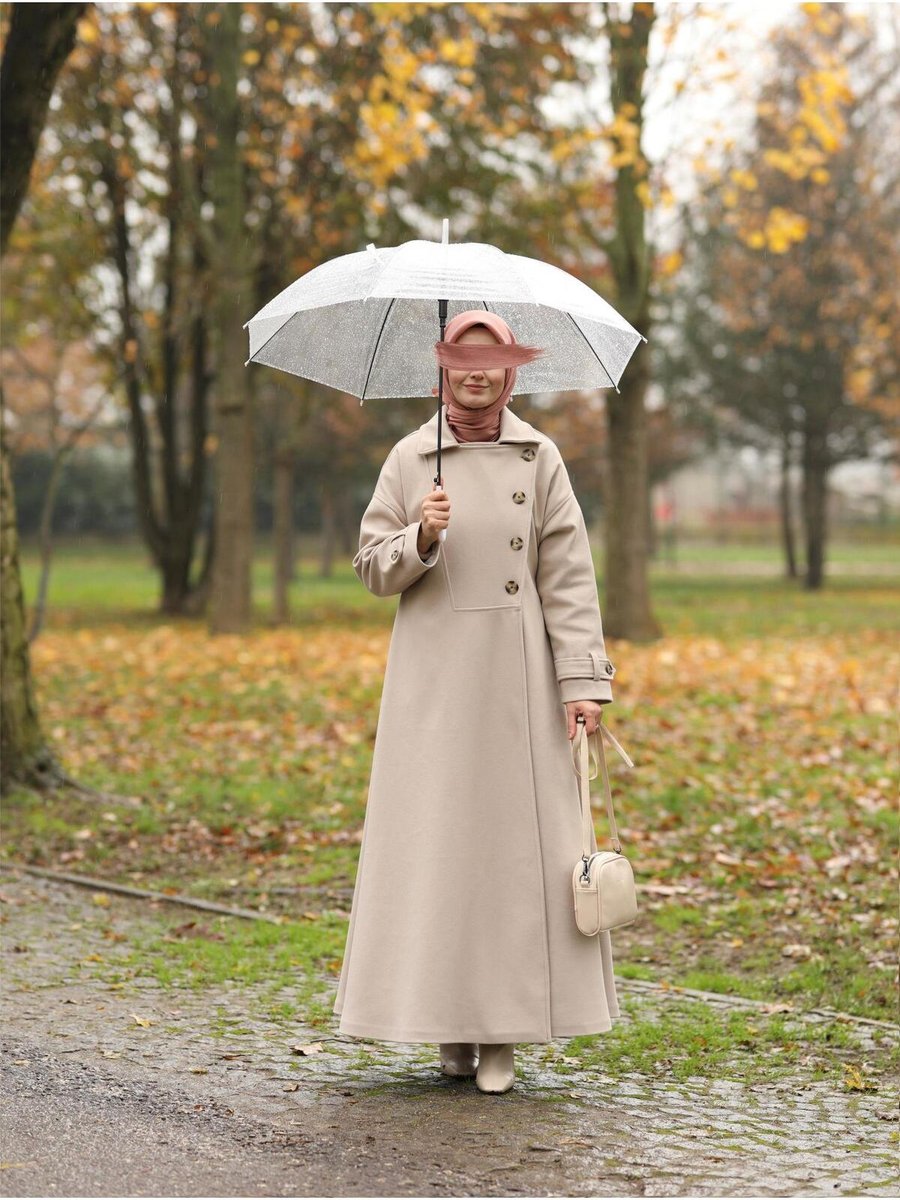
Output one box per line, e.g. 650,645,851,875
243,230,647,401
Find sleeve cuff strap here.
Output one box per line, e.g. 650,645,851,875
554,651,615,682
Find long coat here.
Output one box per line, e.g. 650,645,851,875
333,403,625,1044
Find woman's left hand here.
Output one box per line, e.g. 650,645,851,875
565,700,603,740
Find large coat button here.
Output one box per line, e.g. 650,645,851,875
510,536,523,550
390,548,400,561
505,580,519,594
521,447,536,461
605,662,613,675
512,490,526,503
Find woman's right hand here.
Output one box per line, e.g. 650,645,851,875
418,485,450,550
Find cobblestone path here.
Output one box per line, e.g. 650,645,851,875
1,869,896,1197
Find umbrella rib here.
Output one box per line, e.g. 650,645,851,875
565,313,620,395
360,297,397,403
243,311,301,368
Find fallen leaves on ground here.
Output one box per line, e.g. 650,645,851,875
17,621,899,1016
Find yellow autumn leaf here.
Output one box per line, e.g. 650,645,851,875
635,181,653,208
730,168,758,190
659,250,683,276
843,1064,877,1092
78,16,100,44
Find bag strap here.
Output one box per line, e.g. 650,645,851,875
572,716,634,860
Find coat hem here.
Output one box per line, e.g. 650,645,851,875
333,1015,618,1043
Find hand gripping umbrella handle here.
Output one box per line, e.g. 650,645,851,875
432,473,447,543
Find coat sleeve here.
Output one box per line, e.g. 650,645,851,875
535,450,616,705
353,445,443,598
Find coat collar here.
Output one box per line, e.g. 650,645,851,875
415,404,540,455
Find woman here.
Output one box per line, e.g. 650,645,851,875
332,309,622,1094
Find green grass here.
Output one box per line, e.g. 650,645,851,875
561,998,892,1087
17,533,900,637
642,574,899,637
92,907,348,1012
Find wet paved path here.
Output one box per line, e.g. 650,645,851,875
1,870,896,1197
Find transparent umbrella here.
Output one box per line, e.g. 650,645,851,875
244,218,646,520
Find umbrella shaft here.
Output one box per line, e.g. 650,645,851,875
435,299,448,486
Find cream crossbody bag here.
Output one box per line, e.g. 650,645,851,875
571,715,638,935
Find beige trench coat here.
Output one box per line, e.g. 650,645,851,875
332,403,622,1043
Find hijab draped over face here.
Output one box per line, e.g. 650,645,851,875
432,310,544,443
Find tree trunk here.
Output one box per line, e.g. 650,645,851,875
205,3,256,634
183,503,216,617
208,365,255,632
272,445,295,625
0,3,85,793
0,3,88,254
160,533,196,615
27,443,70,643
1,391,60,792
599,5,661,641
602,343,661,640
802,426,829,590
779,429,799,580
99,138,212,619
156,44,212,618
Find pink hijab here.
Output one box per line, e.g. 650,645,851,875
432,311,544,442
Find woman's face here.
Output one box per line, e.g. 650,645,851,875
447,327,507,408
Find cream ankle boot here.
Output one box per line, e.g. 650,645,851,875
439,1042,478,1077
476,1043,515,1093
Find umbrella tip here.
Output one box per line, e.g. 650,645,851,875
441,217,449,245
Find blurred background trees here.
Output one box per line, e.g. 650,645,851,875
3,1,899,791
669,3,899,588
